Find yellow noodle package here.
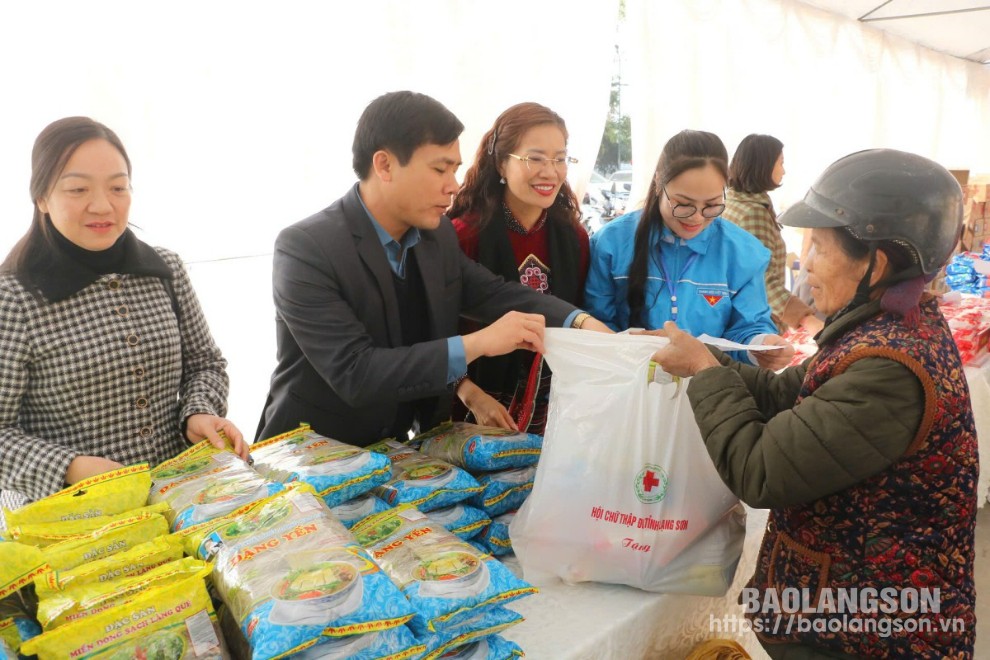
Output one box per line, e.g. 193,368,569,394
35,534,183,599
0,593,42,655
187,484,416,660
150,435,237,477
173,483,311,559
0,542,48,600
150,443,281,532
5,502,170,548
42,511,168,573
0,619,21,656
38,556,208,630
2,465,151,529
21,567,221,659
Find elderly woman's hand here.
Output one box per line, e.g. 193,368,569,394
752,335,795,371
185,414,250,461
650,322,720,378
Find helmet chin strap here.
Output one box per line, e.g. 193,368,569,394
851,244,879,307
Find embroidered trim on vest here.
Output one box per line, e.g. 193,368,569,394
831,347,936,457
767,532,832,611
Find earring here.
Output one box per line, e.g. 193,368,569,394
500,177,506,184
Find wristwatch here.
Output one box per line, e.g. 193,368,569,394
571,312,591,329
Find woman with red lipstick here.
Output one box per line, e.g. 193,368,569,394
584,129,793,368
447,102,590,433
0,117,245,511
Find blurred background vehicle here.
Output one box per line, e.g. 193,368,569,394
580,171,610,235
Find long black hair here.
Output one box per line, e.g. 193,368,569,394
627,130,728,326
1,117,131,292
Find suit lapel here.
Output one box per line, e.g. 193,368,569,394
342,187,403,347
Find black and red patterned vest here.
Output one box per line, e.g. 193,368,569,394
746,298,978,658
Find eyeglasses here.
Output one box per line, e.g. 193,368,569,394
506,153,578,173
662,186,726,219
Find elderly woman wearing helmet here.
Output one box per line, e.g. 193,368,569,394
653,149,976,659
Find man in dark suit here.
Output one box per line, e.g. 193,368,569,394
257,91,603,446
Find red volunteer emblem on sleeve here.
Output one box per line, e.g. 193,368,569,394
702,293,723,307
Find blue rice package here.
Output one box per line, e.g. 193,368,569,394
330,494,392,529
437,634,524,659
475,512,515,557
417,606,523,660
251,425,392,508
352,506,536,636
470,467,536,518
946,261,975,276
412,423,542,472
190,485,416,660
946,273,978,288
425,505,490,541
368,440,482,512
291,624,424,659
467,540,490,556
149,447,282,532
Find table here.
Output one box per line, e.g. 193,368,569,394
502,507,771,660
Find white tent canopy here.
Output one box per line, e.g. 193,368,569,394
799,0,990,63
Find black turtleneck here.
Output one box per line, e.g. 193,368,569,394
27,220,173,303
50,221,128,275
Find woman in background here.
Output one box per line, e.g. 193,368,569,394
584,129,793,368
722,134,822,334
0,117,246,510
448,102,590,433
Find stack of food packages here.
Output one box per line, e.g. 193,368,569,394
0,423,541,659
939,294,990,365
4,463,225,659
177,422,534,659
944,249,990,297
0,541,46,658
405,422,543,559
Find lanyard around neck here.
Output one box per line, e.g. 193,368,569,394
656,246,698,322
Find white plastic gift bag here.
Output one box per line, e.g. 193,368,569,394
510,328,745,596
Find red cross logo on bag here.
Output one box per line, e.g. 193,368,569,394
634,464,669,503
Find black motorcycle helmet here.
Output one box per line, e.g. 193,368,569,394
779,148,963,276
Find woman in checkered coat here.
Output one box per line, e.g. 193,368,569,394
0,117,246,508
722,134,823,335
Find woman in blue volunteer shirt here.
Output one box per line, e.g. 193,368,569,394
584,129,793,368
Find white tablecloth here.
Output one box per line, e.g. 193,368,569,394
502,506,771,660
